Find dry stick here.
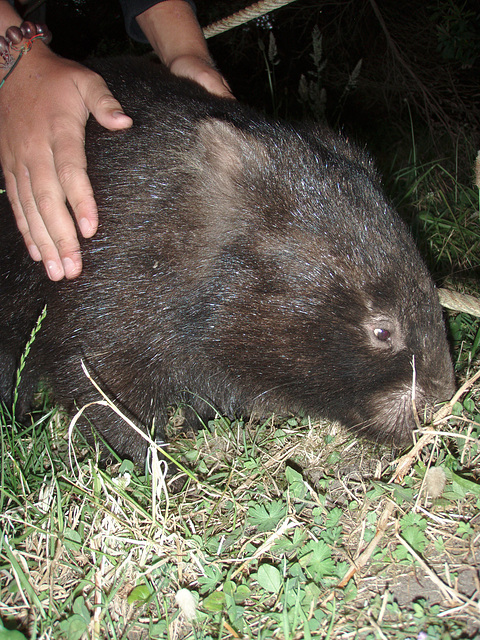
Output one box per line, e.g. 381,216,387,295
230,516,299,580
203,0,298,39
338,500,396,588
392,367,480,484
338,368,480,587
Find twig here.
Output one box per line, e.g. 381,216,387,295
395,532,470,605
392,367,480,483
438,288,480,318
338,500,396,587
230,517,299,579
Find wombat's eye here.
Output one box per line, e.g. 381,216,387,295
374,327,391,342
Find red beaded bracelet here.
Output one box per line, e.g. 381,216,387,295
0,21,52,88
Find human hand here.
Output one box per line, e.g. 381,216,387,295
0,43,132,280
169,54,233,99
136,0,233,100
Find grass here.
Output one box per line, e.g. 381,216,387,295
0,357,479,639
384,123,480,286
1,50,480,640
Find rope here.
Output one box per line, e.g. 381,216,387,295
203,0,298,39
438,288,480,318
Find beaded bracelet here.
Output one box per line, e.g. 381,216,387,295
0,21,52,89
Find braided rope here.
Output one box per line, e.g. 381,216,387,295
203,0,298,39
438,288,480,318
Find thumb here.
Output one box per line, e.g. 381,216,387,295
83,74,133,131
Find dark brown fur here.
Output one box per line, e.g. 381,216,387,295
0,57,455,465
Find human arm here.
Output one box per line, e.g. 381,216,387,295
0,1,133,280
134,0,233,98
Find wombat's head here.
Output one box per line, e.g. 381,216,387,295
178,118,455,445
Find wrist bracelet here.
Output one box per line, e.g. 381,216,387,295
0,20,52,88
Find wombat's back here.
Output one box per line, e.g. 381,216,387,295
0,57,455,465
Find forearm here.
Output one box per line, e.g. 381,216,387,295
0,1,22,31
135,0,232,98
136,0,211,67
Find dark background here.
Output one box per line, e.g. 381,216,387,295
38,0,480,175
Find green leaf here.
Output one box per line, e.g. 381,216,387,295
451,401,463,416
63,528,82,552
72,596,90,623
456,522,473,538
449,470,480,497
326,451,341,465
149,621,168,637
235,584,251,603
198,565,223,594
298,541,336,581
343,580,358,603
402,527,428,553
302,582,321,606
223,580,236,595
393,486,415,503
0,624,28,640
325,507,343,529
273,528,307,555
58,615,89,640
203,591,225,612
118,459,135,473
463,397,476,413
247,500,286,532
400,512,427,531
127,584,152,605
256,564,282,594
285,466,307,500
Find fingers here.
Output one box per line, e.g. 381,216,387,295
0,54,133,281
5,158,83,281
3,113,91,281
168,55,234,99
83,75,133,132
194,68,234,100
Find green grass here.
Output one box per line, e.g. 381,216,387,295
392,147,480,281
0,369,479,639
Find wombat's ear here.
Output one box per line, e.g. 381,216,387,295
195,118,268,182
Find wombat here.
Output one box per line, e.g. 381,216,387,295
0,57,455,466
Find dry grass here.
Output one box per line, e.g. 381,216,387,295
0,367,479,639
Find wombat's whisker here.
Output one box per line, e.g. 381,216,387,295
250,382,296,403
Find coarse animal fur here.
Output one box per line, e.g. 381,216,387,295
0,57,455,465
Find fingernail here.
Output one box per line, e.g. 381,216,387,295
79,217,93,237
112,110,133,126
28,245,42,261
62,257,81,279
46,260,64,281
